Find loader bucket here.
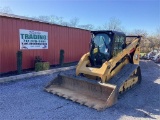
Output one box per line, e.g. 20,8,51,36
45,74,118,110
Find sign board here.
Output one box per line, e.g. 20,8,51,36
19,29,48,49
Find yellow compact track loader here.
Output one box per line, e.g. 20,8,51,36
45,31,142,110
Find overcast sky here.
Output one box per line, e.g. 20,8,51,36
0,0,160,33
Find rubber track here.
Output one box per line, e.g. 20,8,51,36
108,63,139,95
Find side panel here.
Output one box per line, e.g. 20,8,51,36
0,16,91,73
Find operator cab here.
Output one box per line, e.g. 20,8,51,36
90,31,126,67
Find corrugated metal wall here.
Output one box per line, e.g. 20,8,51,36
0,16,91,73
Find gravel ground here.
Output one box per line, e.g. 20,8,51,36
0,60,160,120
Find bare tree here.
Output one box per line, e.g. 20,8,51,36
54,16,63,25
149,27,160,50
96,26,103,30
78,24,94,30
48,15,57,23
61,21,70,26
130,28,160,52
147,37,156,51
156,27,160,39
0,6,13,14
31,14,94,30
103,17,123,31
37,15,50,22
131,29,148,37
128,29,149,52
69,17,79,27
34,15,69,26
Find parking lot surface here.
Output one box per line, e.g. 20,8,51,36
0,60,160,120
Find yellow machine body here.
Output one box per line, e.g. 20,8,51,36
45,31,142,110
76,38,140,83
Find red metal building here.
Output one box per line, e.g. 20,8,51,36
0,13,91,73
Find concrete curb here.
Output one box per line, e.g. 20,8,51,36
0,66,76,83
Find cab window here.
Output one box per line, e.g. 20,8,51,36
113,35,125,56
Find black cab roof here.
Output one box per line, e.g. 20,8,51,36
91,30,126,36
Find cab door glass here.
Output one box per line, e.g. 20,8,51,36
113,35,125,56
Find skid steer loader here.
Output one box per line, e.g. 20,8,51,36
45,31,142,110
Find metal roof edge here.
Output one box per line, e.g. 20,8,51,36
0,12,90,32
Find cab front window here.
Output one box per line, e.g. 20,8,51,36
93,33,111,55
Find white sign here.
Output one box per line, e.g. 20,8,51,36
19,29,48,49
